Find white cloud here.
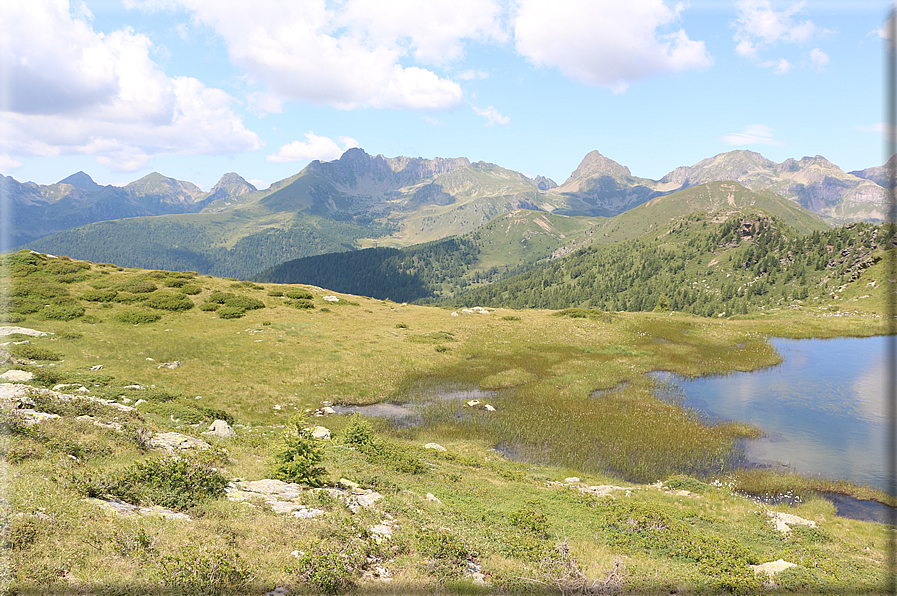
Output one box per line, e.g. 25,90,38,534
856,122,897,143
472,105,510,126
423,115,444,126
0,156,23,173
808,47,829,71
721,124,785,146
733,0,831,73
128,0,503,112
513,0,712,93
0,0,262,171
266,133,360,164
458,69,490,81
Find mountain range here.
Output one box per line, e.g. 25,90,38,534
13,147,890,278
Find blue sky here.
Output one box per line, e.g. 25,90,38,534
0,0,891,190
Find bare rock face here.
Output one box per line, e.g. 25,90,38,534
205,419,236,438
149,432,211,451
0,370,33,382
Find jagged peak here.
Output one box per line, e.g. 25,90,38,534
564,150,631,184
57,171,100,190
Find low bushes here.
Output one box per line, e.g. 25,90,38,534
342,416,426,474
144,292,194,312
81,289,118,302
117,280,157,294
179,284,202,295
40,302,85,321
115,309,162,324
9,344,62,361
285,289,313,300
216,307,244,319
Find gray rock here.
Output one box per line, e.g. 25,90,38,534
85,497,190,521
293,508,325,519
157,361,181,369
0,327,48,337
767,511,817,534
751,559,797,575
89,364,104,371
18,409,60,426
237,479,304,500
311,426,331,440
424,443,447,452
205,419,236,438
149,432,211,451
1,370,33,382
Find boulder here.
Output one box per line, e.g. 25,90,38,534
149,432,211,451
767,511,817,534
311,426,331,440
1,370,33,382
0,327,48,337
205,419,236,438
89,364,104,371
157,361,181,369
751,559,797,575
424,443,447,452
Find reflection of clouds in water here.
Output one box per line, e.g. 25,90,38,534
852,358,886,421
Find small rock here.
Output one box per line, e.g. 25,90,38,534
145,358,155,361
321,406,336,415
273,404,282,410
751,559,797,575
323,296,340,302
157,361,180,369
355,492,383,509
1,370,33,382
483,404,496,411
205,419,236,438
426,493,442,504
339,478,360,490
52,383,80,392
134,399,146,406
424,443,447,452
767,511,817,534
564,477,581,484
465,399,481,407
123,384,142,390
89,365,104,371
0,327,47,338
18,410,60,426
311,426,331,440
293,508,325,519
263,586,290,596
149,432,211,451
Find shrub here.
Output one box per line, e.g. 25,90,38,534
164,278,188,288
416,528,473,581
45,259,90,276
113,292,148,304
6,297,42,315
198,302,219,312
9,344,61,361
217,306,244,319
118,280,157,293
501,315,522,321
292,547,357,595
289,299,315,309
123,455,228,511
510,501,550,539
206,291,235,304
270,417,327,487
342,416,426,475
266,289,284,297
144,292,194,312
396,322,408,329
40,302,85,320
158,545,252,595
223,295,265,310
82,289,118,302
179,284,202,295
285,289,313,300
115,310,162,324
342,416,375,449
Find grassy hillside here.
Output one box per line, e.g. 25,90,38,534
0,251,889,594
256,210,598,301
452,211,888,317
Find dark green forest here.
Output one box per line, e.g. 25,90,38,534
450,212,891,316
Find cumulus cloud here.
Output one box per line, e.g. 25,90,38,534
733,0,831,73
721,124,785,146
267,133,360,164
0,0,262,171
0,156,23,173
472,105,510,126
128,0,504,112
513,0,712,93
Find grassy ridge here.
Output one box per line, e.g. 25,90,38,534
1,252,889,593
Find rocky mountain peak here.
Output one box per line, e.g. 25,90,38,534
533,175,558,190
565,150,631,184
208,173,257,202
58,171,101,191
126,172,205,204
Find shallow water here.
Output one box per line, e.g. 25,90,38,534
651,336,889,493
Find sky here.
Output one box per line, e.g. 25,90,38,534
0,0,893,191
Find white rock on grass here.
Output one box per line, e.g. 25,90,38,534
204,419,236,438
0,327,48,338
767,511,817,534
751,559,797,575
311,426,331,439
424,443,447,452
149,432,211,451
1,370,33,382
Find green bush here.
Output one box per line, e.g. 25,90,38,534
164,278,188,288
198,302,219,312
270,417,327,487
144,292,194,312
115,310,162,324
416,528,472,581
285,289,313,300
292,547,357,595
81,289,118,302
289,299,315,309
45,259,90,276
113,292,148,304
217,306,244,319
6,297,42,315
509,501,550,539
342,416,426,475
40,302,85,321
206,291,235,304
9,344,62,361
158,544,252,595
179,284,202,295
118,280,157,293
266,289,284,297
123,456,228,511
223,295,265,310
342,416,376,449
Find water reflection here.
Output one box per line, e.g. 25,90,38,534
651,336,888,492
